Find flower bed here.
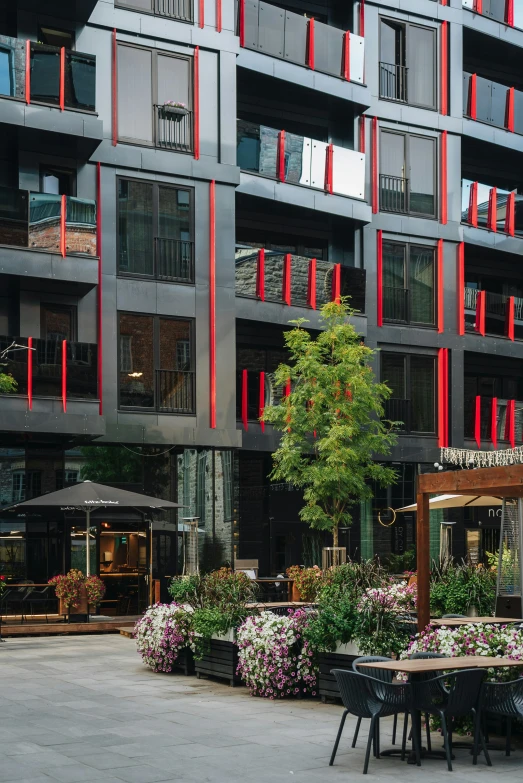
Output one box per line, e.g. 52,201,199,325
134,603,195,674
236,610,317,698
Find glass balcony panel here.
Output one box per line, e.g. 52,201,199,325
259,125,279,178
65,197,96,256
29,193,61,253
485,292,506,337
264,253,285,302
496,187,511,232
332,147,365,200
0,36,26,99
475,76,492,124
289,255,309,307
0,185,29,247
258,2,285,58
283,11,308,66
65,51,95,111
514,89,523,135
235,246,259,298
30,44,60,105
237,120,261,173
284,133,310,186
463,72,472,116
349,34,364,85
32,338,62,397
476,183,491,229
491,81,509,127
341,266,366,313
515,194,523,237
515,0,523,29
243,0,260,50
314,22,343,78
310,140,328,190
67,342,98,399
316,261,334,307
485,0,506,21
0,336,28,395
461,179,473,221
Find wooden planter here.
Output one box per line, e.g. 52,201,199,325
59,585,90,622
318,642,361,702
194,631,241,687
171,648,195,676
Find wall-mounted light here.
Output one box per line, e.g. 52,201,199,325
128,372,143,378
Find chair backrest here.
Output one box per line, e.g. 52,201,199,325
409,651,447,682
332,669,376,718
482,678,523,717
442,614,467,619
234,559,259,577
417,668,486,717
353,656,394,683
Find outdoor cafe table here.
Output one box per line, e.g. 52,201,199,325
430,617,523,628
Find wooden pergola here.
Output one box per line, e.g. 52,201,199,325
417,464,523,631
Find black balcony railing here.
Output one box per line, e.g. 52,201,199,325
156,105,193,152
380,175,409,214
379,62,408,103
383,398,410,432
154,0,194,21
155,369,195,413
383,286,409,322
155,238,194,282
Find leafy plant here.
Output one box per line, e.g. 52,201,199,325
430,561,496,617
134,603,195,673
353,588,413,657
286,565,324,601
49,569,106,609
0,372,17,394
385,549,416,574
168,574,205,608
85,575,106,606
262,300,398,548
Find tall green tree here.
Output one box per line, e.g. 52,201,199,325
80,445,142,484
262,300,398,548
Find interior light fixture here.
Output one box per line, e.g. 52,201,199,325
128,372,143,378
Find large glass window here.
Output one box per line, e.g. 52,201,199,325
381,352,436,434
379,19,436,109
380,130,436,217
118,179,193,281
118,313,194,413
383,241,435,325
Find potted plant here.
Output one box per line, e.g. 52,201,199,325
134,603,196,675
49,570,105,622
160,100,188,120
286,565,323,602
430,560,496,618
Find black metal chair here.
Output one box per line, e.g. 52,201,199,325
330,669,420,774
351,656,394,749
481,678,523,757
413,668,491,771
4,582,34,623
409,651,448,752
27,585,54,622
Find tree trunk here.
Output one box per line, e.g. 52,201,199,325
333,525,338,548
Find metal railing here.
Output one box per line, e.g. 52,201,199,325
380,175,409,214
155,238,194,282
155,0,193,21
155,369,195,413
383,398,410,432
379,62,408,103
156,106,193,152
383,286,409,322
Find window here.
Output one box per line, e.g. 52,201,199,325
116,0,194,23
38,27,75,50
383,241,435,325
117,44,193,151
12,470,42,502
118,178,194,281
56,469,79,489
381,352,436,434
118,313,195,413
379,19,436,109
380,130,437,217
40,167,76,196
41,305,76,341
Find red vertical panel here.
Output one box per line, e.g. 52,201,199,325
242,369,248,431
507,295,515,341
475,0,483,14
96,162,103,415
62,339,67,413
332,263,341,304
307,19,315,70
324,143,334,194
60,194,66,258
112,29,117,146
440,131,447,225
239,0,245,46
507,0,514,26
259,371,265,433
457,242,465,336
468,181,478,227
376,230,383,327
216,0,222,32
194,47,200,161
444,349,449,447
469,74,477,120
505,399,516,448
278,130,286,182
438,348,449,449
505,192,515,236
256,248,265,301
25,40,31,104
441,21,448,116
282,253,291,305
479,290,486,335
27,336,33,411
371,116,378,214
343,32,350,81
437,239,444,334
487,188,497,232
199,0,204,28
491,397,498,449
359,0,365,36
209,180,216,429
59,47,65,111
359,116,366,153
475,395,481,449
506,87,515,131
307,258,317,309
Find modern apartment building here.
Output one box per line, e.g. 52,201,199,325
0,0,521,607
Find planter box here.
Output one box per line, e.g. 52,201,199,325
172,647,195,676
160,105,188,120
318,642,362,702
59,586,90,622
194,635,241,687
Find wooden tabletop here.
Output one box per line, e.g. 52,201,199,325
359,656,523,674
431,617,523,627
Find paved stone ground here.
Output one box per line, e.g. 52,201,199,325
0,634,520,783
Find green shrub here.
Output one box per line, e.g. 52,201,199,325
430,561,496,617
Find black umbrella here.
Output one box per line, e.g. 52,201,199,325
12,480,182,577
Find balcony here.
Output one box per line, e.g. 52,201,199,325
155,105,193,153
155,369,195,413
380,175,409,214
237,120,366,201
462,0,523,29
464,286,523,338
464,395,523,444
379,63,408,104
237,0,364,85
461,179,523,236
463,71,523,135
235,247,366,312
117,0,194,21
155,238,194,282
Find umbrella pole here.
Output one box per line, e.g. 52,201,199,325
86,509,91,578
